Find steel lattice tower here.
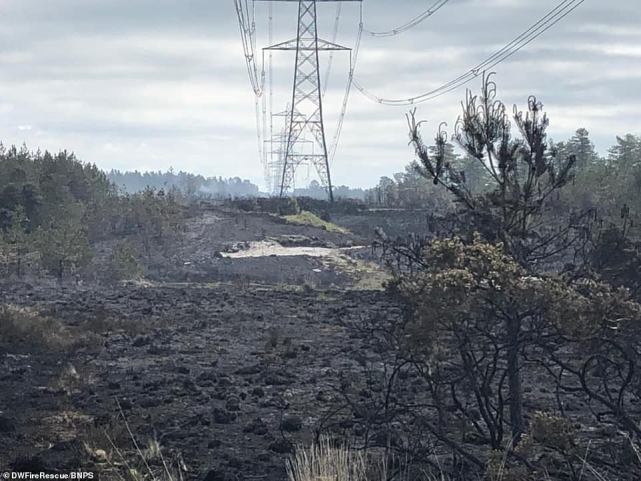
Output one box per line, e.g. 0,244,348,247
262,0,360,201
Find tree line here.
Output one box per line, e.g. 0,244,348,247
368,127,640,217
0,144,184,280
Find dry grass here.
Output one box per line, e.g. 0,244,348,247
579,437,641,481
0,304,86,352
82,313,160,338
287,438,369,481
287,437,641,481
325,254,390,290
287,438,428,481
83,400,186,481
52,362,98,395
283,211,350,234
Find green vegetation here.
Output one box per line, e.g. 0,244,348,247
283,210,349,234
0,144,184,280
107,241,144,281
36,206,93,279
391,238,641,463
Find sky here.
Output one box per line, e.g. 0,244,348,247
0,0,640,190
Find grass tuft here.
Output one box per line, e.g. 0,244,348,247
0,305,79,352
283,211,349,234
287,437,368,481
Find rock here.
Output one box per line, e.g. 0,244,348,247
212,408,236,424
34,439,84,470
183,379,201,394
269,439,293,454
211,389,227,401
263,373,292,386
207,439,222,449
316,391,330,403
202,469,227,481
250,387,265,398
225,396,240,412
280,415,303,432
143,380,161,391
132,335,151,347
0,415,16,432
147,345,171,355
283,349,298,359
164,430,190,442
140,398,161,409
50,440,79,452
197,371,218,386
243,418,269,436
11,456,48,473
235,364,262,376
256,452,272,462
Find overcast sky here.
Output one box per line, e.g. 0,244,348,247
1,0,640,189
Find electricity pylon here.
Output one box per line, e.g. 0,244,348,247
262,0,361,201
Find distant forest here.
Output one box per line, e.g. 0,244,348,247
2,127,639,211
107,170,260,198
107,169,370,200
109,128,641,209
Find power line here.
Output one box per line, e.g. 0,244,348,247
234,0,264,96
323,3,343,98
267,1,275,191
235,0,266,181
363,0,451,37
330,0,447,164
419,0,579,97
255,96,264,165
353,0,585,106
329,10,363,165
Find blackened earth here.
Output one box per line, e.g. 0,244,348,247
0,280,401,480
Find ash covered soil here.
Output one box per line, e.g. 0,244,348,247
0,206,399,480
1,206,637,480
0,281,400,480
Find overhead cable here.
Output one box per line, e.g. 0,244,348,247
363,0,451,38
323,3,343,98
329,20,363,165
354,0,585,106
234,0,264,97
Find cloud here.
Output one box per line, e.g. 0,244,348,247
0,0,639,189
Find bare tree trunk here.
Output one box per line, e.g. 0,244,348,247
506,315,524,443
